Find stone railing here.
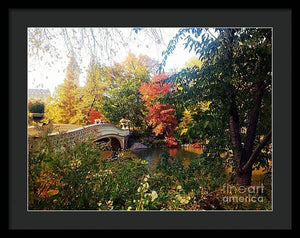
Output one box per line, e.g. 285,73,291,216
46,123,130,146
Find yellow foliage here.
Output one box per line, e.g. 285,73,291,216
198,101,211,111
178,108,194,136
220,152,227,158
184,57,204,69
180,128,188,135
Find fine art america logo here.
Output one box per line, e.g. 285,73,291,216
222,184,265,203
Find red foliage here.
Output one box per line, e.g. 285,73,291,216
191,142,203,148
89,110,102,124
139,73,178,137
139,73,178,143
168,148,179,156
166,136,179,148
146,102,177,136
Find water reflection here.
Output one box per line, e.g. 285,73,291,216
100,147,204,171
132,147,203,171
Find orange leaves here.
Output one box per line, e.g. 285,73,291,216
160,108,176,114
152,124,164,136
37,170,61,199
139,73,172,106
151,73,169,83
48,189,59,197
139,73,178,138
38,188,59,199
145,103,177,136
28,100,33,109
168,148,179,157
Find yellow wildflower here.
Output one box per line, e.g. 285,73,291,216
150,191,158,202
176,185,182,191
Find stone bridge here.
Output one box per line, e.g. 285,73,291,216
46,123,130,150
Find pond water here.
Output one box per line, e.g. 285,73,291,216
100,147,204,171
100,147,267,186
131,147,204,171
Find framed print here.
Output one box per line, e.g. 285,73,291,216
8,8,292,230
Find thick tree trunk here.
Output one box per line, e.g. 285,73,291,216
229,96,243,172
236,169,252,186
224,29,271,187
244,82,265,158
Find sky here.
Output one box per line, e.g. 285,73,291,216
28,28,199,94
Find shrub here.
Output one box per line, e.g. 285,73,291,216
29,102,45,113
28,135,271,210
28,136,148,210
188,154,227,192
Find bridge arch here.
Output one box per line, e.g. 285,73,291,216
94,134,124,151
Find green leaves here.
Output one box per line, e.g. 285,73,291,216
203,120,210,129
101,54,152,129
161,28,272,177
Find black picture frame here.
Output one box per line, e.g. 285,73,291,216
8,8,292,230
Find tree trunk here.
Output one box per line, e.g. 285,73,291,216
236,168,252,186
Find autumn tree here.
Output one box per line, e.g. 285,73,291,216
45,56,81,124
162,28,272,186
102,53,151,129
139,73,178,140
75,58,106,124
168,57,208,144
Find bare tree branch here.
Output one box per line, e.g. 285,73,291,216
207,28,217,40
